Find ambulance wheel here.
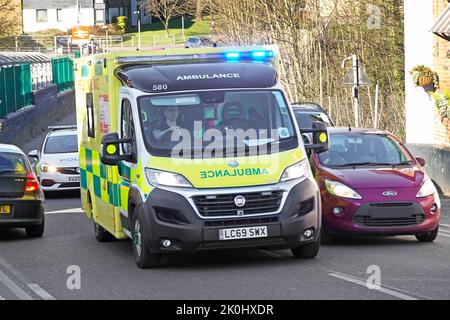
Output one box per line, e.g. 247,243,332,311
291,237,320,259
94,221,114,242
131,211,161,269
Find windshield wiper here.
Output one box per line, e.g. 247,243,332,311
333,161,413,168
395,160,415,165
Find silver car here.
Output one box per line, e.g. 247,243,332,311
185,36,217,48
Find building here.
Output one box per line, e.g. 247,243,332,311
21,0,147,33
405,0,450,195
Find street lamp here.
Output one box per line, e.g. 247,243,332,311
133,10,141,51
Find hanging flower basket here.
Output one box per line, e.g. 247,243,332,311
410,65,440,89
417,75,434,87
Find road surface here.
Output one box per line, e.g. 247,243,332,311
0,113,449,300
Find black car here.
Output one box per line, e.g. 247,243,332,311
292,102,334,146
0,144,45,238
292,102,335,128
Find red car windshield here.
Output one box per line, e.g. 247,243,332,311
318,133,413,167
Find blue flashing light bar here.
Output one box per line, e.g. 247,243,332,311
225,52,241,59
252,51,273,58
116,50,275,64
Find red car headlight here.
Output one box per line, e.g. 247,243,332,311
416,178,437,198
325,179,362,199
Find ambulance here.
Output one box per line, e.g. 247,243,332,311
75,46,329,268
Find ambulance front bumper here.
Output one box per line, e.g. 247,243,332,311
135,177,321,253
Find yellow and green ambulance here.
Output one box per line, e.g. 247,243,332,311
75,46,329,268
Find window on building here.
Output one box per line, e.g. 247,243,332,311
57,9,63,22
95,9,105,23
36,9,48,23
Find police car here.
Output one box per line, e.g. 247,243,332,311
28,126,80,192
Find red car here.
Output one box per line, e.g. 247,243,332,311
311,128,441,243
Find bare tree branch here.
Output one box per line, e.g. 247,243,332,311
144,0,186,35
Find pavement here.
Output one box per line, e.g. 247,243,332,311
0,113,449,300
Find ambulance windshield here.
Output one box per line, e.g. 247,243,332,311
138,90,298,158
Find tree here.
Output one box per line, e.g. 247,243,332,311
195,0,205,21
189,0,207,21
145,0,186,35
212,0,406,139
0,0,21,36
185,0,210,22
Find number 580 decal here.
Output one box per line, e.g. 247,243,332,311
152,84,168,91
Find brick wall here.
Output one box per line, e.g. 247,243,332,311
435,108,450,147
433,0,450,148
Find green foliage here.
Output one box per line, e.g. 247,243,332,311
116,16,128,34
123,16,211,46
127,16,211,35
410,65,440,88
431,90,450,119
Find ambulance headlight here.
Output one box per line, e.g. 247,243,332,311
145,168,193,188
280,160,310,182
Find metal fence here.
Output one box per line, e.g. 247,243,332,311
0,64,33,119
0,34,194,56
51,57,74,93
0,52,74,119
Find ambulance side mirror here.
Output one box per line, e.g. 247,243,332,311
300,122,329,154
101,133,134,166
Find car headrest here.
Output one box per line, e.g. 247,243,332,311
222,102,245,120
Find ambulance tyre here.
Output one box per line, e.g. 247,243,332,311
131,210,161,269
94,220,114,242
88,192,114,242
291,236,320,259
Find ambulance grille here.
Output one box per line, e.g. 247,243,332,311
192,191,283,217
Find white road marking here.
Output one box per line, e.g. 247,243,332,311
438,233,450,238
27,284,56,300
438,228,450,238
328,271,418,300
0,269,33,300
45,207,84,215
0,255,55,300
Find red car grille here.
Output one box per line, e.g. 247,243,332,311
354,214,425,227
